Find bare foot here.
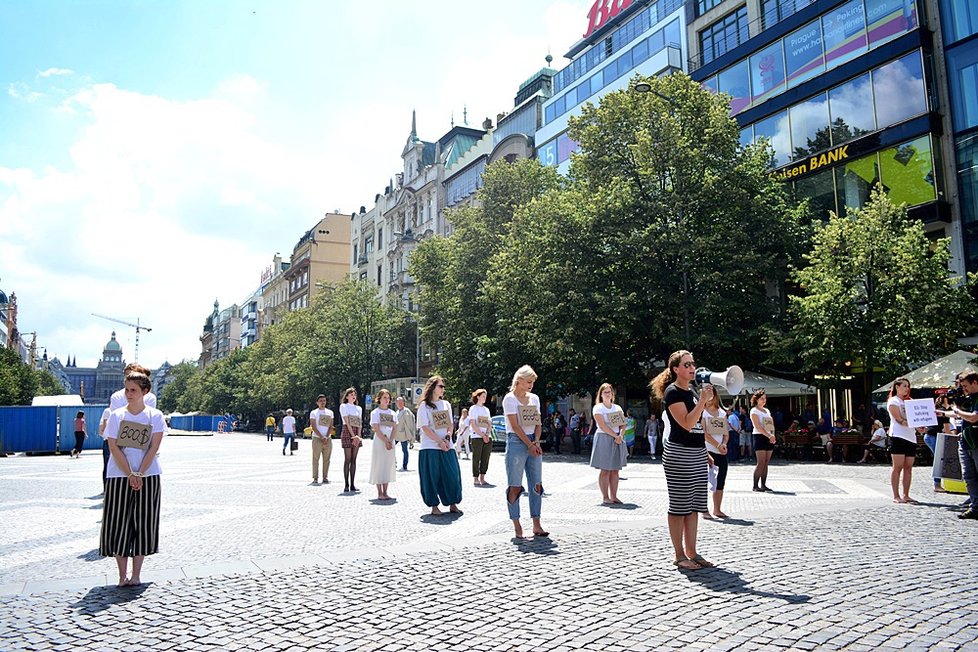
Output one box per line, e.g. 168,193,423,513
714,511,728,519
449,505,463,514
893,497,906,504
513,522,526,539
126,577,141,586
117,577,129,587
431,507,444,516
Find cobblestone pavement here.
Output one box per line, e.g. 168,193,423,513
2,433,976,650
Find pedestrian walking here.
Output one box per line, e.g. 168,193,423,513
469,389,493,486
339,387,364,493
590,383,627,505
309,395,334,484
624,409,636,457
455,407,471,459
100,371,166,587
550,410,565,454
651,350,714,571
750,390,776,492
701,392,729,518
887,377,919,504
70,410,86,458
645,413,659,459
394,396,415,471
265,414,276,441
416,376,463,516
368,389,397,500
568,408,581,454
281,409,296,456
503,365,549,539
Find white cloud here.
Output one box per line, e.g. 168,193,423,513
37,67,74,78
8,82,43,102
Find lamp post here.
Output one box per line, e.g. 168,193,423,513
632,80,690,346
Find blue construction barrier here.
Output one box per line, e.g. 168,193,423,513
0,406,58,454
58,405,109,452
168,414,224,432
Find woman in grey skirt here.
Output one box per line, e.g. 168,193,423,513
590,383,628,504
651,350,715,571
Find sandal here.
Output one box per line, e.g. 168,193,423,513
673,556,702,570
690,554,715,568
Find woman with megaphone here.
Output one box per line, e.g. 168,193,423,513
651,350,715,571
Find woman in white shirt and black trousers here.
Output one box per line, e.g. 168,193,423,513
416,376,463,516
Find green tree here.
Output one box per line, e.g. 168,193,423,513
157,361,199,413
779,184,975,396
0,347,63,405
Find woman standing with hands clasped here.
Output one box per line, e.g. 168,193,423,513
368,389,397,501
887,377,920,504
339,387,364,493
590,383,628,505
416,376,463,516
652,350,714,571
701,391,729,518
750,390,777,492
100,371,166,587
468,389,493,486
503,365,549,539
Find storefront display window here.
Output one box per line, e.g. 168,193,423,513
795,169,838,219
836,151,879,213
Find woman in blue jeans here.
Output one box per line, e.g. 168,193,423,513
503,365,549,539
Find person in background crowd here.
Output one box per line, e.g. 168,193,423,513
887,377,919,504
455,407,471,460
951,371,978,519
739,406,753,462
100,371,166,587
70,410,86,458
858,419,887,464
726,406,741,463
368,389,397,501
652,350,714,571
590,383,628,505
265,414,276,441
702,391,729,519
550,410,565,454
416,376,463,516
339,388,364,493
309,394,333,484
394,396,415,472
750,390,776,492
281,409,296,456
503,365,548,539
645,412,659,460
99,407,112,489
568,408,581,454
468,389,493,486
623,409,637,457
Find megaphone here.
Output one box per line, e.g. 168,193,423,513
695,366,745,397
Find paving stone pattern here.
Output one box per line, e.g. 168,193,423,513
2,433,976,650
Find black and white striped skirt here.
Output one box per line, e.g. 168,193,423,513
662,439,708,516
100,475,161,557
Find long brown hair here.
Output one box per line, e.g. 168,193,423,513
750,389,766,407
595,382,616,405
419,375,444,409
889,377,910,399
650,350,691,399
341,387,357,405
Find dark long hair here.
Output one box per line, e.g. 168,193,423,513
889,377,910,399
650,350,691,399
419,375,444,409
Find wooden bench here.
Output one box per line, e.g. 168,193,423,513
778,432,824,460
828,430,867,462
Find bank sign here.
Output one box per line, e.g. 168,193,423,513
771,130,886,181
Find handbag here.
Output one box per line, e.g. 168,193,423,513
290,439,299,452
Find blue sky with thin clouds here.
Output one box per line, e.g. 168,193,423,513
0,0,586,369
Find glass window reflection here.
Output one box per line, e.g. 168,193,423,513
941,0,978,44
947,40,978,132
790,93,830,161
784,20,825,88
866,0,919,48
718,59,751,114
750,40,786,105
822,0,867,68
872,52,927,128
836,152,880,213
754,110,790,167
879,136,936,206
828,73,875,146
795,170,837,219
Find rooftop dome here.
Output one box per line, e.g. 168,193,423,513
104,331,123,352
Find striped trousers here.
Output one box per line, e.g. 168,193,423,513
100,475,161,557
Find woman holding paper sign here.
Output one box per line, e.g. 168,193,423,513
368,389,397,500
100,371,166,587
750,390,776,492
503,365,549,539
887,377,919,504
469,389,493,486
339,387,364,493
416,376,463,515
590,383,628,505
701,392,729,518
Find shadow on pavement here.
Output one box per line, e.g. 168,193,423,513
368,498,397,505
681,567,810,603
710,517,754,526
78,549,102,562
419,512,463,525
513,537,559,556
72,583,150,614
606,502,641,510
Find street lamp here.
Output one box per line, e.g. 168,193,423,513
633,81,680,110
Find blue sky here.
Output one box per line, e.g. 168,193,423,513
0,0,586,369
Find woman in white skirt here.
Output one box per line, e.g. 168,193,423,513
590,383,628,504
455,407,471,460
369,389,397,500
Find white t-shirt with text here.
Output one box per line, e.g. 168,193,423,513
104,406,166,478
417,399,453,450
502,392,541,437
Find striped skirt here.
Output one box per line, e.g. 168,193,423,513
662,439,708,516
100,475,161,557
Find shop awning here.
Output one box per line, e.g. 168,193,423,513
873,350,978,393
716,370,816,397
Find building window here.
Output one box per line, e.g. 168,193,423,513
353,244,358,264
699,6,749,66
365,236,373,254
377,265,382,287
697,0,724,16
942,0,978,45
947,38,978,133
762,0,815,30
377,228,383,248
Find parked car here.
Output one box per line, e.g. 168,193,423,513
489,415,552,451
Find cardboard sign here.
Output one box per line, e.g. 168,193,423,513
378,412,396,427
118,419,151,451
607,410,627,428
906,398,938,428
705,416,727,437
431,409,452,430
346,415,362,430
317,414,333,429
476,416,491,429
518,405,542,427
761,416,775,435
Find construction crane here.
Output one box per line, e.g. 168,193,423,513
92,313,152,363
